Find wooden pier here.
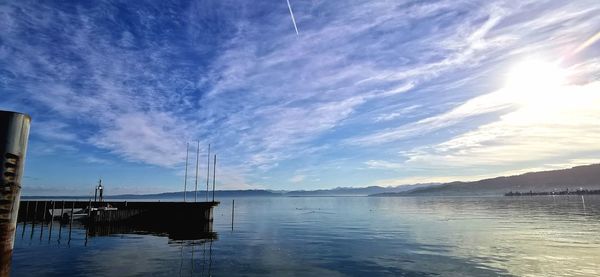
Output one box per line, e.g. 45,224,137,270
17,201,219,226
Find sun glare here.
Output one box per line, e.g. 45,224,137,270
503,58,568,105
505,58,566,91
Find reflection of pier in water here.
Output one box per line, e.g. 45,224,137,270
16,219,216,276
86,220,217,241
17,216,218,243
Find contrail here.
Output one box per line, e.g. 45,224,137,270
286,0,299,36
573,30,600,54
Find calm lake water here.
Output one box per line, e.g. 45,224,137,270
11,196,600,276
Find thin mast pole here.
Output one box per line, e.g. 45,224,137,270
212,154,216,202
194,140,200,202
206,144,211,201
183,142,189,202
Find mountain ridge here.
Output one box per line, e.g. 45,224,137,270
21,184,437,199
371,164,600,197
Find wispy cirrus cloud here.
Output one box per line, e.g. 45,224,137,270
1,0,599,193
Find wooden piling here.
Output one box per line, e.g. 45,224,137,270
21,201,29,237
32,201,37,223
42,201,47,222
39,217,44,240
231,199,235,230
30,201,37,237
68,202,74,240
38,201,47,240
23,201,29,222
48,201,55,240
58,200,65,239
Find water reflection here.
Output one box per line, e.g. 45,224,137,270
14,219,217,276
18,219,217,242
86,221,217,241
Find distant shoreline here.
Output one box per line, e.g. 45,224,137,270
505,189,600,196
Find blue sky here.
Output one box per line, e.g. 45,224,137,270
1,0,599,195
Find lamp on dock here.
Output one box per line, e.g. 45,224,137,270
0,110,31,277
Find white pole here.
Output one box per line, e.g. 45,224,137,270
194,140,200,202
183,142,189,202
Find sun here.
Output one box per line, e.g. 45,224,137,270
505,58,566,90
503,58,568,104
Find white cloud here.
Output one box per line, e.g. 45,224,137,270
411,81,600,163
289,175,306,183
374,105,421,122
369,79,600,185
33,120,78,142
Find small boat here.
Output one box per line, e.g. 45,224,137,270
48,205,118,222
89,206,118,212
47,208,84,220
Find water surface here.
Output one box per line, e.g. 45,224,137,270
11,196,600,276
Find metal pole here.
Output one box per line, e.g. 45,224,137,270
206,144,211,201
194,141,200,202
183,142,189,202
212,155,216,202
0,110,31,277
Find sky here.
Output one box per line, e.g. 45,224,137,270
1,0,599,195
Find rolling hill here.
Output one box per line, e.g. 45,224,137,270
372,164,600,197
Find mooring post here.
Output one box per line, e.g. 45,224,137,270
48,201,55,240
231,199,235,230
22,201,29,236
30,201,37,237
23,201,29,223
21,201,28,238
40,201,47,240
58,200,65,239
32,201,37,224
42,201,47,222
0,110,31,277
68,202,74,241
